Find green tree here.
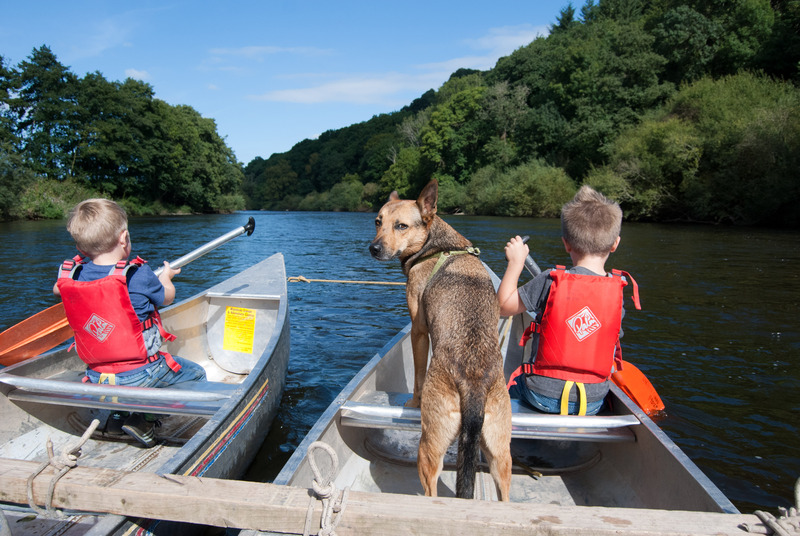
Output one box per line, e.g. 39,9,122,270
258,159,298,207
650,5,722,84
327,173,365,211
420,85,487,181
12,46,79,180
593,73,800,225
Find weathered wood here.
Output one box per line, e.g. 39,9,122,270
0,457,763,535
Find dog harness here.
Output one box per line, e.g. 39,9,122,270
56,255,181,375
414,246,481,282
510,266,641,415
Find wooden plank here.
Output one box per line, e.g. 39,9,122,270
0,457,761,535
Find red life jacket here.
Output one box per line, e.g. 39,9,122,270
518,266,641,384
56,256,181,374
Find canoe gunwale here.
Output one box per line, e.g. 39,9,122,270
274,312,739,515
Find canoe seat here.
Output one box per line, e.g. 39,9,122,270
0,372,238,417
339,392,640,443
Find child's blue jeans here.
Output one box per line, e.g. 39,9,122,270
508,374,605,415
85,355,207,387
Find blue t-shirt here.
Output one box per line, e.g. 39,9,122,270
60,260,165,322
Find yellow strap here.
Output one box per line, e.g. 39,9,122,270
97,373,117,403
577,382,587,416
98,373,116,385
560,381,588,416
560,381,573,415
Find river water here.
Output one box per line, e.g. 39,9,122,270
0,211,798,513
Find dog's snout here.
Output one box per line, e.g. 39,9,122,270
369,241,383,258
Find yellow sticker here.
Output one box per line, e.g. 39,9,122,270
222,306,256,354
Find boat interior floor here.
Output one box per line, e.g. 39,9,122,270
0,406,209,472
329,390,646,506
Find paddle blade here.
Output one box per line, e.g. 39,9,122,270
611,360,665,417
0,303,73,366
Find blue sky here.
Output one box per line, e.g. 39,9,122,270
1,1,569,165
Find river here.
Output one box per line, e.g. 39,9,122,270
0,211,798,514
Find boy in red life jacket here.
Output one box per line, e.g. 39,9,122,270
53,199,206,446
497,186,639,416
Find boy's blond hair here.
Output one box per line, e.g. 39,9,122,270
66,199,128,257
561,186,622,256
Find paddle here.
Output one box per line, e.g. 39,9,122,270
516,235,665,417
0,217,256,366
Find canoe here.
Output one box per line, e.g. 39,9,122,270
0,253,290,535
258,264,738,533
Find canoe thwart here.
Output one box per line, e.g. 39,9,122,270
0,372,237,416
339,392,640,443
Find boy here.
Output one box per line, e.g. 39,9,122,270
497,186,640,415
54,198,206,446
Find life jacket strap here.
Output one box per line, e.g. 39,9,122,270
612,269,641,310
560,380,587,416
519,321,541,346
158,351,182,372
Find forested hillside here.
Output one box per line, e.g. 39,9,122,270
2,0,799,225
0,47,245,220
244,0,800,226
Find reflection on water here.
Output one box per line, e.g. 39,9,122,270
1,212,798,513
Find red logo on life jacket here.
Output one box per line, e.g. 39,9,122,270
83,313,116,343
566,306,601,341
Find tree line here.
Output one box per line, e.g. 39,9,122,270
2,0,799,226
0,46,245,220
244,0,800,226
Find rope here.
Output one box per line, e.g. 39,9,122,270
303,441,350,536
742,477,800,535
26,419,101,518
288,275,404,286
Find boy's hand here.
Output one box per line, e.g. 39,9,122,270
159,261,180,306
160,261,181,280
504,235,530,267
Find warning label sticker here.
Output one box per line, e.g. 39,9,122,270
222,306,257,354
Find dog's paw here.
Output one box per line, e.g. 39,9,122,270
404,397,420,408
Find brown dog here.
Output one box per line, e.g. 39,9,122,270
369,180,512,500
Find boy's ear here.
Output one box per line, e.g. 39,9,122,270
610,236,621,252
417,180,438,224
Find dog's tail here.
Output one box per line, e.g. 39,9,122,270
456,390,486,499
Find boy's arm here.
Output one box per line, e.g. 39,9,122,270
497,236,529,317
158,261,181,306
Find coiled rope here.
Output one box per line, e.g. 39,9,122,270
288,276,404,286
743,477,800,535
303,441,350,536
26,419,100,518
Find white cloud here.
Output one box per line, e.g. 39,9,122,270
247,24,548,106
125,68,150,81
65,18,132,61
466,24,549,57
250,71,443,105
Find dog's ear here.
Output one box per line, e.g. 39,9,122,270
388,191,400,202
417,180,438,223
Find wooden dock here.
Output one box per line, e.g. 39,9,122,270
0,457,766,535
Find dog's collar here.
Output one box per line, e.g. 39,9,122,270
413,247,481,282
